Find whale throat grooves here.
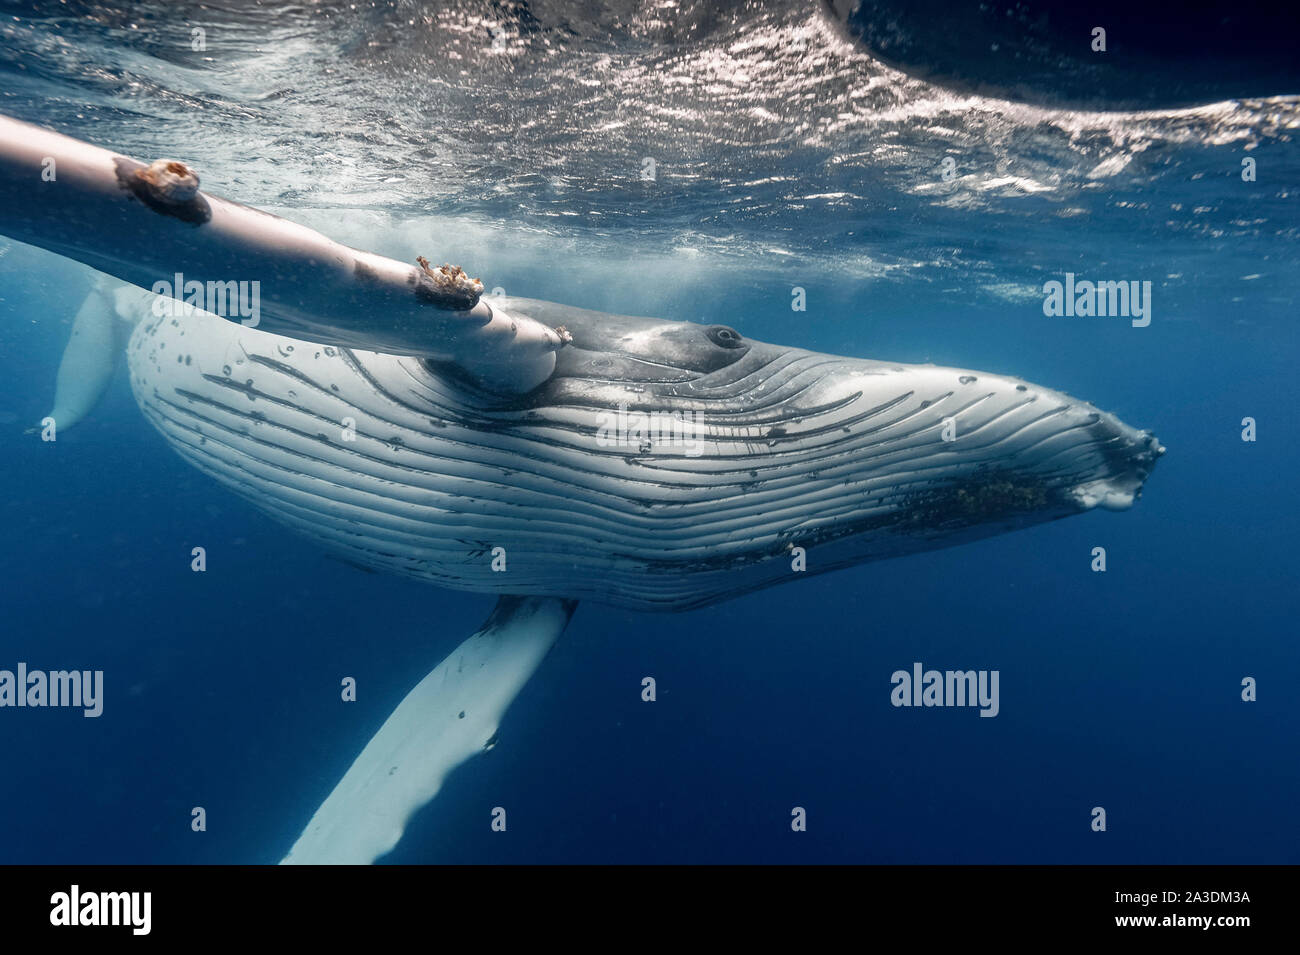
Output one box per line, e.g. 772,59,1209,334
126,296,1161,612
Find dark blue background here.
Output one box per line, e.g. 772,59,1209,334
1,246,1295,863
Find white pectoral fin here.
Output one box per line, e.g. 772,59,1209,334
0,113,563,391
42,278,123,432
281,596,577,865
39,272,161,432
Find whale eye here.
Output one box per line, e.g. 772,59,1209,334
706,325,745,349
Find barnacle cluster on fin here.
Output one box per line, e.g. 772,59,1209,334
413,256,484,310
117,156,211,223
135,159,201,202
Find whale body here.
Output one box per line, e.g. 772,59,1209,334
126,295,1163,613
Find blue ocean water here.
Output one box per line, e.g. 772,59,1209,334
0,0,1297,864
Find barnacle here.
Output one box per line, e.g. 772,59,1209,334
413,257,484,310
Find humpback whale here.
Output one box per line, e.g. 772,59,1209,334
0,114,1163,863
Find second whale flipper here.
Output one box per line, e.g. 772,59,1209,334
43,274,159,432
42,278,120,433
281,596,577,865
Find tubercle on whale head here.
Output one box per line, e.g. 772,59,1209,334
1069,428,1165,511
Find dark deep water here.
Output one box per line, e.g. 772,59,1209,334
0,0,1296,863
